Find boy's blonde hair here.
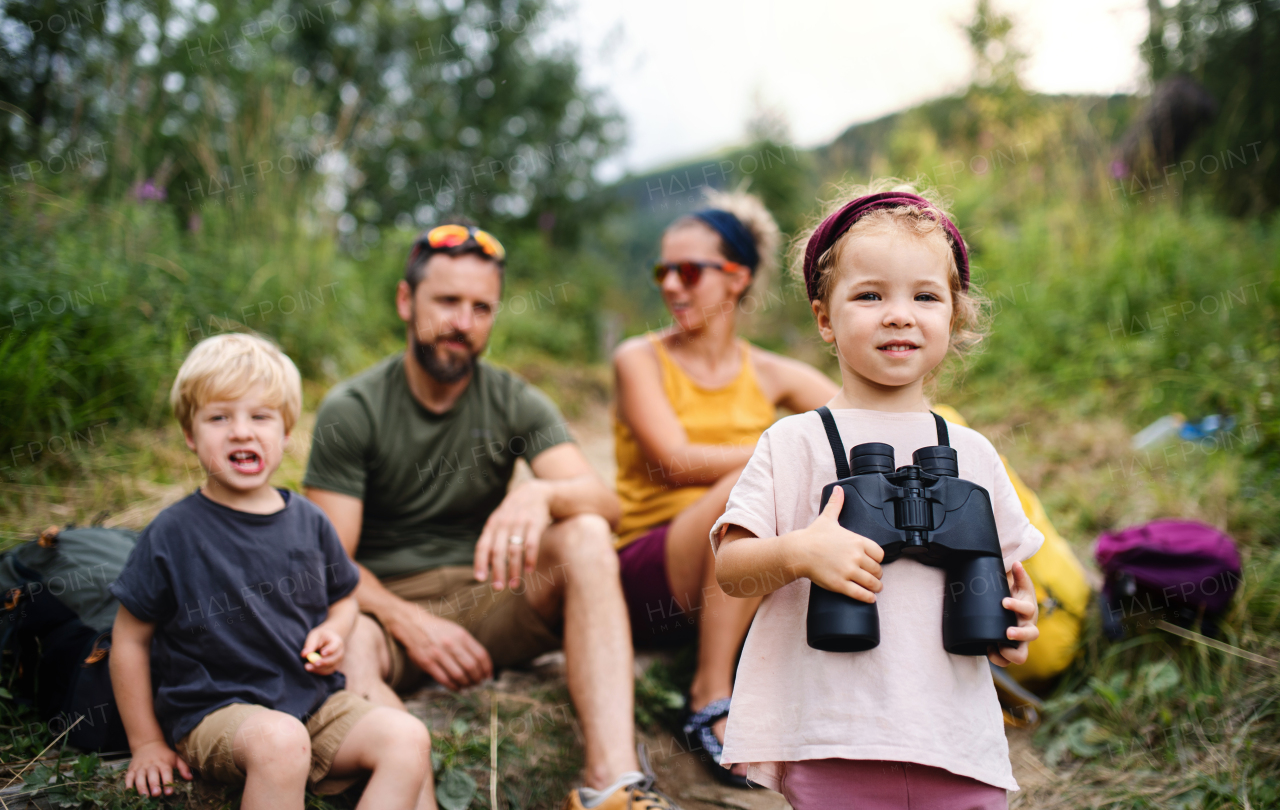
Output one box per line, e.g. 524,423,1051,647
790,178,989,363
668,186,782,297
170,333,303,434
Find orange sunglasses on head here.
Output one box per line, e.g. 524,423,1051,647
652,260,745,288
417,224,506,261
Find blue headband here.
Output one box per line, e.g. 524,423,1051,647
692,209,760,272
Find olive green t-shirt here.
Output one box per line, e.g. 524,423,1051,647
302,354,573,578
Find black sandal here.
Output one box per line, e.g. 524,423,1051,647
682,697,750,789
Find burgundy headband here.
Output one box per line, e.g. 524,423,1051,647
802,191,970,301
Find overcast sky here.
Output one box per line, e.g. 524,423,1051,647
551,0,1151,179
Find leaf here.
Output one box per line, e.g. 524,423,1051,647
0,687,12,699
23,763,56,788
1045,718,1107,766
1088,673,1129,707
436,767,477,810
73,753,100,782
1140,661,1180,696
1067,719,1106,757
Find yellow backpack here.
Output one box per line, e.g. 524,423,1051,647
932,406,1092,686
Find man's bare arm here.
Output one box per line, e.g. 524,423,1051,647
474,442,620,590
305,487,493,689
530,442,621,526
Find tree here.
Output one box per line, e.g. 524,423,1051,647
964,0,1026,95
1141,0,1279,213
0,0,623,240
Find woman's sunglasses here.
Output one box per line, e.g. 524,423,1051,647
415,224,506,261
652,260,745,287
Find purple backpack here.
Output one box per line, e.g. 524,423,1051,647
1095,520,1242,640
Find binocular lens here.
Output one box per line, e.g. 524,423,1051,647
850,442,895,475
912,446,959,477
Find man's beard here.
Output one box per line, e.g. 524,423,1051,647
411,328,480,384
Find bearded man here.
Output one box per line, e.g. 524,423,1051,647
304,220,678,809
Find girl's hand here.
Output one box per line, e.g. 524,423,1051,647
797,486,885,603
124,740,192,797
302,624,345,675
989,561,1039,667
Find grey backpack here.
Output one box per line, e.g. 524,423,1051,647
1,523,138,752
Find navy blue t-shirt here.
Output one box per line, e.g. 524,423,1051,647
110,489,360,747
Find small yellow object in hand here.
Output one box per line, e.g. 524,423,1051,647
304,651,322,665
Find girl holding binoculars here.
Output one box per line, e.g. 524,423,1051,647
711,183,1043,809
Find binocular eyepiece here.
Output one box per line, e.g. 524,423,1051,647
848,442,959,479
806,409,1017,656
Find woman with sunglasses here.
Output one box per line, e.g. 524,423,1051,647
612,191,837,787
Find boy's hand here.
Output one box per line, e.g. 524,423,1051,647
125,740,192,797
302,623,346,675
989,561,1040,667
795,487,884,604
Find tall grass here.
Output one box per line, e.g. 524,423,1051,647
0,187,375,469
1026,553,1280,809
0,107,608,478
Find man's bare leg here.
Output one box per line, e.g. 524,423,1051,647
342,615,406,710
339,514,638,790
665,467,761,776
524,513,640,789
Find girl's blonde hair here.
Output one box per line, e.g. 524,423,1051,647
170,333,303,433
790,178,989,364
668,186,781,298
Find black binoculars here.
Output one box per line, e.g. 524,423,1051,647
806,407,1017,656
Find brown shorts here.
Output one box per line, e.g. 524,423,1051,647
176,690,375,795
378,565,563,693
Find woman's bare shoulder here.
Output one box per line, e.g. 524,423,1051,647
613,334,655,362
613,335,664,383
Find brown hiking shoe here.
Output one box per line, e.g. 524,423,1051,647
560,781,678,810
561,745,680,810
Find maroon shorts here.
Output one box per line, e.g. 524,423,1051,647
780,759,1007,810
618,524,698,648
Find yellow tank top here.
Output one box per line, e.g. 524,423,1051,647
614,334,777,547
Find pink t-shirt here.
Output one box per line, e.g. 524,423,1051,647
710,408,1044,792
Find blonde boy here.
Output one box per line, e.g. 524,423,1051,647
109,333,436,810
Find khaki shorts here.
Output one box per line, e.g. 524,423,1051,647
379,565,563,693
176,690,375,795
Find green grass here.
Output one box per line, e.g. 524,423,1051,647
1,679,584,809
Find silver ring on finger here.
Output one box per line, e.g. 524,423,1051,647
509,535,524,546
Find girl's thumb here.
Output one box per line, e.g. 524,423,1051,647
821,485,845,518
